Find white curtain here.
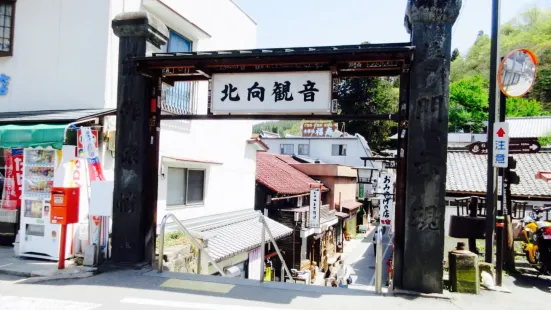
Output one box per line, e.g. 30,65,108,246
248,247,261,280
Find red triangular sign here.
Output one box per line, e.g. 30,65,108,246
496,128,506,137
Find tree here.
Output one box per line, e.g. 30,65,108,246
449,75,549,132
451,8,551,112
338,77,398,151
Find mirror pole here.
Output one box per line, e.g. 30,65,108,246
485,0,502,264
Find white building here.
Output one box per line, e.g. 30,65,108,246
0,0,288,272
260,133,377,168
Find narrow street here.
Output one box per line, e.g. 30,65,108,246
343,230,392,290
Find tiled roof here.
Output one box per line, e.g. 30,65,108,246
188,210,292,262
256,152,324,195
447,150,551,198
504,116,551,138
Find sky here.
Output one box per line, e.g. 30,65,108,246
233,0,551,54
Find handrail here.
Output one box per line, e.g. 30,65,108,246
158,213,226,276
257,212,293,282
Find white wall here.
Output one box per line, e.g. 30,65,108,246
261,137,373,168
0,0,112,112
157,120,258,222
154,1,258,223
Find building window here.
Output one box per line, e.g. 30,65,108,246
280,144,294,155
331,144,347,156
166,167,205,206
0,1,15,57
298,144,309,156
168,30,192,53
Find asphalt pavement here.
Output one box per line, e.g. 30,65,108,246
1,263,549,310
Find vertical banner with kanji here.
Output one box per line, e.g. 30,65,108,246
309,184,321,228
378,173,395,227
1,148,23,210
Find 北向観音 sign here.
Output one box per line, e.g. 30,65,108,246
211,71,333,115
493,122,509,168
378,173,395,227
309,185,322,228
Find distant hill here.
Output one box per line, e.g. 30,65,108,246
252,120,301,136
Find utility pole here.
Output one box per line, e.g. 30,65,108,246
485,0,502,264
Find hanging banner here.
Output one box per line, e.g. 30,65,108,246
77,128,99,158
309,184,321,229
87,157,105,181
1,149,23,210
378,173,395,227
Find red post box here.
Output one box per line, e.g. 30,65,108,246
50,187,80,269
50,187,80,225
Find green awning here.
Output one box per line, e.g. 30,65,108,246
0,124,66,150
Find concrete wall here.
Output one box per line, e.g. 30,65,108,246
0,0,258,225
261,137,374,168
0,0,112,112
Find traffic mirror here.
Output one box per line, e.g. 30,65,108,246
498,49,538,98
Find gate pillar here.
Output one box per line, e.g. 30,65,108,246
402,0,461,293
111,12,168,263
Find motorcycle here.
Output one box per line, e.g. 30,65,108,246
521,206,551,275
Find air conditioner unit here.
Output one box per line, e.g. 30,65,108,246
225,266,242,278
107,130,116,152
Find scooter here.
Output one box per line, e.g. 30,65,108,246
522,206,551,275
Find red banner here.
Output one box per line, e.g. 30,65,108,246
87,157,105,181
1,149,23,210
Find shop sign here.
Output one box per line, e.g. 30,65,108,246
378,173,395,227
1,148,23,210
301,120,338,137
211,71,333,115
77,128,99,158
309,184,321,228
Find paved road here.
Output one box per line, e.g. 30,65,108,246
0,266,550,310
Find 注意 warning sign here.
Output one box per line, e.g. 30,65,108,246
493,122,509,168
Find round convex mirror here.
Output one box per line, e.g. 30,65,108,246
498,49,538,98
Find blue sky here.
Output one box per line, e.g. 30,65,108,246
233,0,551,54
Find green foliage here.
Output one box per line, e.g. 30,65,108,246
449,75,489,132
338,77,398,151
449,75,549,131
540,131,551,146
253,120,301,136
451,8,551,112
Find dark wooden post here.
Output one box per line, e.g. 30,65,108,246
111,12,168,264
468,197,478,254
392,72,410,289
403,0,462,293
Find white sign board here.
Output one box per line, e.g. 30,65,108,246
378,173,395,227
493,122,509,168
89,181,114,217
211,71,332,115
309,186,321,228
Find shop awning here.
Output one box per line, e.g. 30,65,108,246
0,124,67,149
338,200,363,212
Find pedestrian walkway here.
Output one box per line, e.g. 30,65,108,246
343,229,392,291
0,246,95,280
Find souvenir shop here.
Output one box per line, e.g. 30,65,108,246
0,122,111,262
